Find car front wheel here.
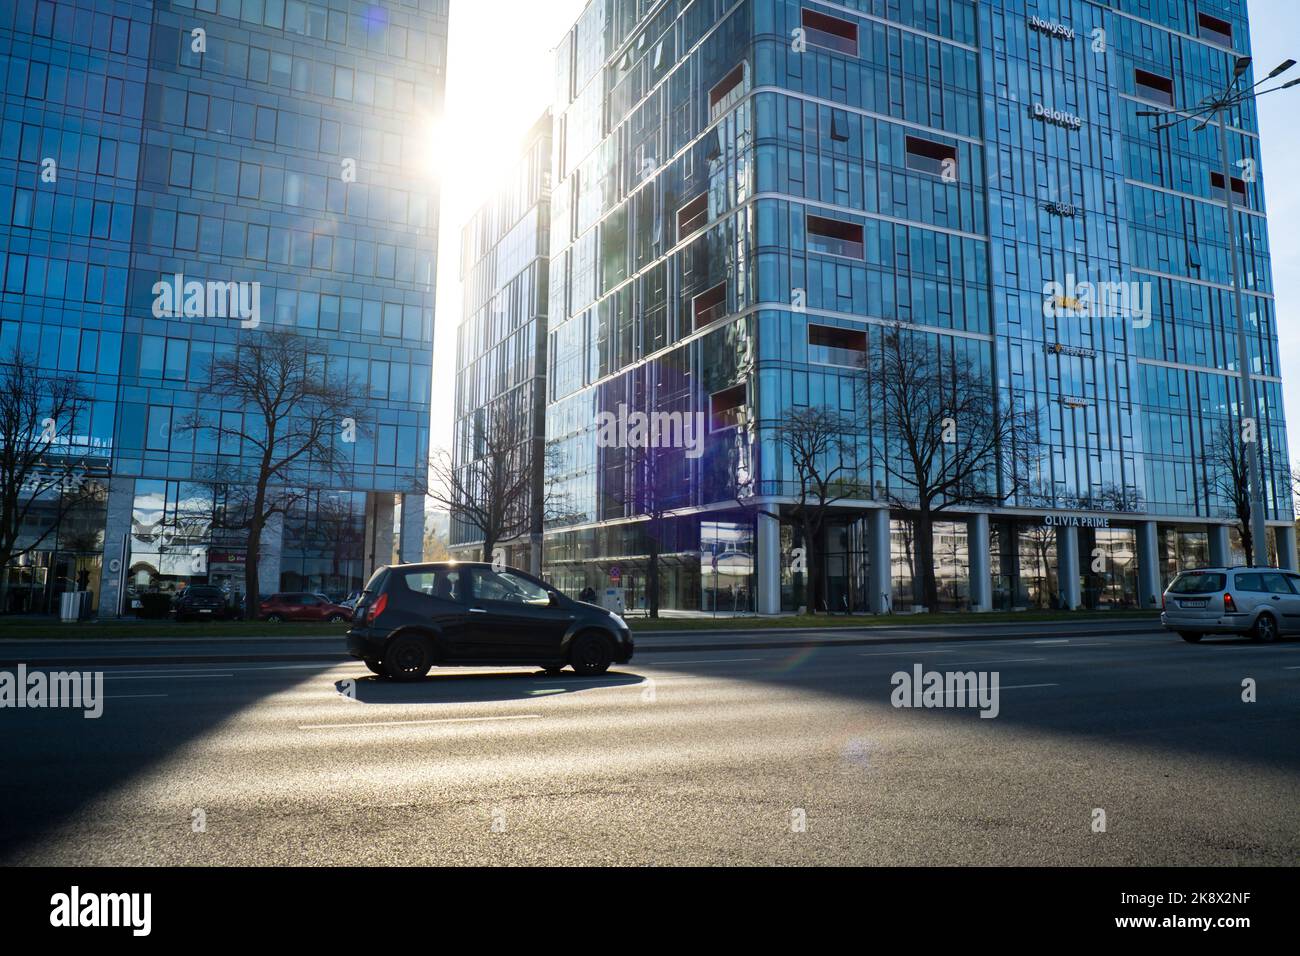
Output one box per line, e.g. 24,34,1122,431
1252,614,1279,643
326,613,346,623
570,633,612,676
266,613,282,623
1178,631,1202,643
363,658,384,676
385,635,432,681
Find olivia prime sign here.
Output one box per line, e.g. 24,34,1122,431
1043,514,1113,529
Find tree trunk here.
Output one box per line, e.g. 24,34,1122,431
648,532,661,618
915,510,938,611
244,515,262,621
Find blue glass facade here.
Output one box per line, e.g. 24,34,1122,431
1,0,447,614
540,0,1294,613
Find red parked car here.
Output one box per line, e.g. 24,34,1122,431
259,592,351,623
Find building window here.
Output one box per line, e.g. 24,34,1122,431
1197,11,1233,46
1134,69,1174,106
905,135,957,177
808,324,867,366
830,110,850,142
806,215,864,259
1209,171,1247,201
708,63,747,121
692,282,727,329
710,384,746,432
678,192,708,239
801,8,858,56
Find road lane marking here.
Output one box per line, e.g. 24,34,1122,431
299,714,543,730
943,658,1047,666
105,674,235,680
642,658,766,665
858,649,955,657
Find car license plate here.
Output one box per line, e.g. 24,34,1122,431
1179,599,1207,609
199,608,212,613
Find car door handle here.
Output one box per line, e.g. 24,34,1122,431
1273,595,1282,601
469,607,487,614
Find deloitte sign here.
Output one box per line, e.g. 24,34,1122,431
1030,102,1084,130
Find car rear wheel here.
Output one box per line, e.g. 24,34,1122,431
570,633,612,676
266,613,283,623
1252,614,1279,643
385,635,432,681
543,665,566,676
1178,631,1202,643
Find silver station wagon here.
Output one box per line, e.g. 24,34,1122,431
1161,567,1300,643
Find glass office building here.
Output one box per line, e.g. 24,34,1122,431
541,0,1294,613
451,110,552,572
0,0,447,615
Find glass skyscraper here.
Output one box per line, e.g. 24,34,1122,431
538,0,1293,614
451,110,552,572
0,0,447,615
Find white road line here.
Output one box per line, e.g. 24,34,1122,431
105,674,235,680
641,657,766,665
944,658,1048,666
1033,639,1071,644
858,649,955,657
299,714,543,730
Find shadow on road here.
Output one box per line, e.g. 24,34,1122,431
335,670,643,704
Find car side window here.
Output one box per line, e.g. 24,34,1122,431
1261,572,1295,594
1234,573,1263,592
401,569,463,603
299,594,318,605
469,568,550,606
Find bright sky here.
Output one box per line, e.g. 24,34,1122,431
428,0,589,458
428,0,1300,474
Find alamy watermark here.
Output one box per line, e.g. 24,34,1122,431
0,664,104,718
152,273,260,328
890,664,1000,718
1043,273,1151,327
594,402,706,460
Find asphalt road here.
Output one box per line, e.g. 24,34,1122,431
1,626,1296,865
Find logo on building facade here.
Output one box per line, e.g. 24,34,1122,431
1043,514,1113,528
1027,15,1076,41
1030,103,1084,130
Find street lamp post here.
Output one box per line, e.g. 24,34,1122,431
1138,55,1299,567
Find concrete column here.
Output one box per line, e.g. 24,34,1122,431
365,492,395,577
257,512,283,596
967,513,991,612
1056,524,1080,610
97,475,135,619
1208,524,1231,567
399,492,425,564
1276,525,1298,571
867,508,892,614
756,508,781,615
1136,520,1162,609
529,534,543,576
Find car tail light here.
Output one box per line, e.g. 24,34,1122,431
1223,592,1236,613
366,592,388,624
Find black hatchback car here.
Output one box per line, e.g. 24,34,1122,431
347,562,633,680
172,585,232,621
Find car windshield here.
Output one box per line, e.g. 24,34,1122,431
1168,572,1226,594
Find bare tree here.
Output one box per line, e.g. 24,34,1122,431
864,324,1037,610
1205,420,1256,561
430,400,543,564
180,331,369,619
736,405,862,614
0,353,101,608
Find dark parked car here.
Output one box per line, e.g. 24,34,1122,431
260,592,351,623
347,562,634,680
172,585,232,622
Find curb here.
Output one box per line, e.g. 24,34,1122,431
0,623,1167,668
